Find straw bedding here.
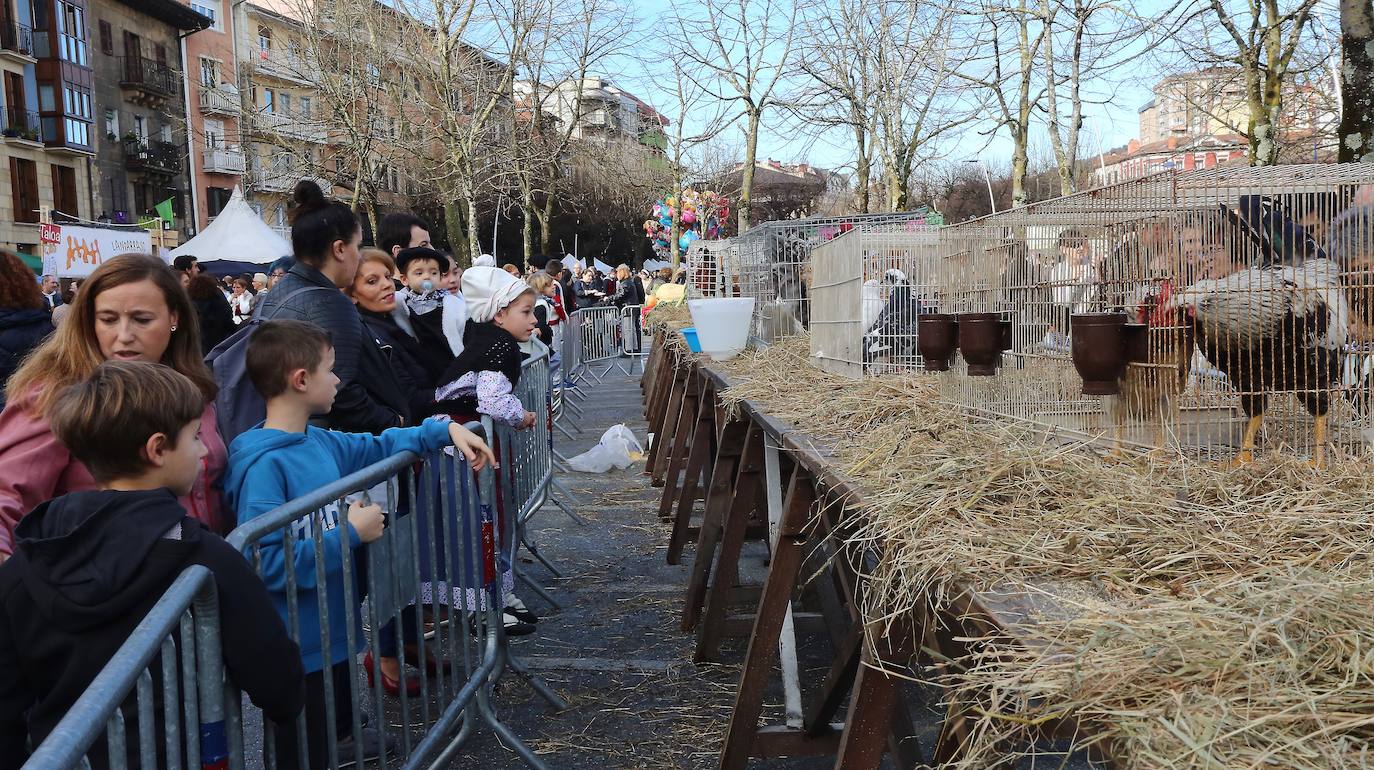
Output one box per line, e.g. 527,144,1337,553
702,335,1374,769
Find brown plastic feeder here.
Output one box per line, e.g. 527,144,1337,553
917,314,958,371
1070,312,1130,395
1123,322,1148,364
957,312,1004,376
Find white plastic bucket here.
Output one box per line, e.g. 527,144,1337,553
687,297,755,361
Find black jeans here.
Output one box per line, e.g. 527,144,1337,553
270,661,354,770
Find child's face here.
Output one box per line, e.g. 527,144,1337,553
405,259,442,294
163,419,207,497
495,293,538,342
303,346,341,414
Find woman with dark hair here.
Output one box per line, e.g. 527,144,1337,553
187,273,235,352
253,180,403,432
0,251,53,411
0,253,227,561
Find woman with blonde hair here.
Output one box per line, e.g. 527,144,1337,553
0,253,227,562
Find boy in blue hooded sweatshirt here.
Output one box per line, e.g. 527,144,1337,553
223,319,493,770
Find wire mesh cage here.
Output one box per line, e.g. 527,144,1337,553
808,222,942,377
931,163,1374,465
713,211,942,342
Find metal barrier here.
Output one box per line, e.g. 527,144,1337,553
19,566,229,770
22,420,561,770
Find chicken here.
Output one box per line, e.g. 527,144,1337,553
1171,256,1350,467
1107,280,1195,457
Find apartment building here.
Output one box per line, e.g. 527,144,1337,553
181,0,242,231
514,76,668,153
1138,67,1336,146
87,0,210,242
0,0,96,254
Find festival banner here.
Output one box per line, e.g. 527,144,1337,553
40,223,155,278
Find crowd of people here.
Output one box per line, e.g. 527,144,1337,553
0,179,650,769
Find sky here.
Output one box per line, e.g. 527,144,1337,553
608,0,1165,178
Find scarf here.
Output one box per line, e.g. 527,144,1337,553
441,320,523,390
405,288,446,316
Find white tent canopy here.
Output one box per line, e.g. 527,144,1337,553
169,187,291,264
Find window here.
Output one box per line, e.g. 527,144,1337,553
199,57,218,87
98,19,111,54
299,96,311,119
207,186,232,217
159,123,171,142
278,92,291,115
257,25,270,51
190,1,221,31
203,117,223,148
132,113,145,140
56,2,86,65
262,88,274,112
50,164,77,215
154,43,166,68
37,84,54,111
10,158,38,223
102,107,116,138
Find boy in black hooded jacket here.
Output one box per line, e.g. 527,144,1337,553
0,361,304,770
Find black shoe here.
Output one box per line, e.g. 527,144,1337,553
504,594,540,624
335,726,398,767
503,610,537,636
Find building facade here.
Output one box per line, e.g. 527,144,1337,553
0,0,96,254
514,76,668,153
181,0,242,231
88,0,208,242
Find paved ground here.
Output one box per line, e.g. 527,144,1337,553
437,364,1101,770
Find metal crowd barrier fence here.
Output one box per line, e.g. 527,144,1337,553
22,420,562,770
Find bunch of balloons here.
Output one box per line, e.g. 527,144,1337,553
642,189,731,256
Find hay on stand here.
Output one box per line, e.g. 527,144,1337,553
709,335,1374,769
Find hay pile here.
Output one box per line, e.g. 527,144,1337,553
711,336,1374,769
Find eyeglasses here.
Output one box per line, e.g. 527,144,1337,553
270,271,286,278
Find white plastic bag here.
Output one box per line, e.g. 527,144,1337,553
568,424,645,473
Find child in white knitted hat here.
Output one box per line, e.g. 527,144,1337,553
432,266,537,428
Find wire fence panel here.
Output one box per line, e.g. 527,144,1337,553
927,163,1374,464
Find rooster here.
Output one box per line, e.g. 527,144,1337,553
1168,202,1351,467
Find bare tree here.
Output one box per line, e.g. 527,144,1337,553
1339,0,1374,161
1173,0,1322,165
675,0,800,232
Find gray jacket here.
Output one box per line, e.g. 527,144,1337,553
253,262,401,433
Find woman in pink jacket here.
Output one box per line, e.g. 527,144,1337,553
0,254,228,562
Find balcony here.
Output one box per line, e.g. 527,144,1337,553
123,138,181,176
253,109,326,144
199,86,239,117
0,21,34,61
119,56,177,107
249,162,329,193
1,108,42,144
251,47,314,85
202,146,245,174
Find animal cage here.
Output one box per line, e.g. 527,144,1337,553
808,222,942,377
715,210,942,341
931,163,1374,465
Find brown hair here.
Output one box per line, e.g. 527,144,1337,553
0,250,42,310
50,360,205,482
186,273,223,301
247,319,332,399
7,253,216,416
347,248,397,298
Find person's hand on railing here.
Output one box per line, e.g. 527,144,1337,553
448,422,498,471
347,500,386,543
518,411,537,430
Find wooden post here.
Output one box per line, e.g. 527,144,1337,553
667,377,715,564
717,471,816,769
694,425,766,661
656,370,699,521
648,364,684,485
682,419,753,631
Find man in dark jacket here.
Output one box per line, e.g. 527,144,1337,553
253,261,403,432
0,361,303,770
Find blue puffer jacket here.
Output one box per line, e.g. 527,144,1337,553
0,307,53,411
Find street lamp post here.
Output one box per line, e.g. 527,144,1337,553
964,159,996,213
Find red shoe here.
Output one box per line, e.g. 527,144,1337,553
362,651,420,697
